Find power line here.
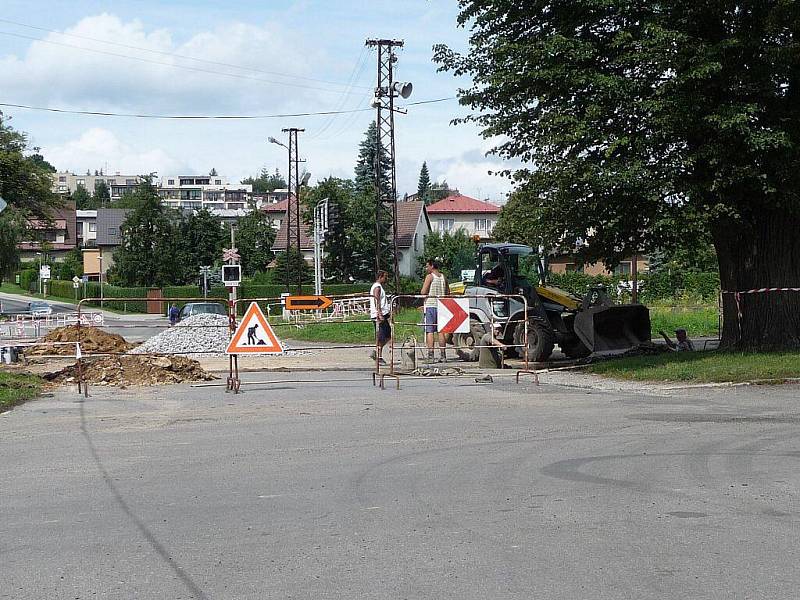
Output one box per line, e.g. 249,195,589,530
0,30,361,94
0,18,373,90
0,97,456,119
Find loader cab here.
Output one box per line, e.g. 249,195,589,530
475,243,536,294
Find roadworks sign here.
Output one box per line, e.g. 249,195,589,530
226,302,284,354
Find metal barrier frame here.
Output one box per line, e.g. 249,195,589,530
373,293,539,390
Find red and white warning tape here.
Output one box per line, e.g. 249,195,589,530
721,287,800,335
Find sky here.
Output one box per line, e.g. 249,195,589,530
0,0,514,202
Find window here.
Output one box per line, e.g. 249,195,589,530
215,179,222,185
58,185,67,192
413,233,418,251
58,176,66,182
180,178,193,185
108,179,116,185
77,178,85,186
438,219,454,232
43,231,58,242
474,218,489,231
125,179,135,185
88,223,97,232
168,179,175,185
196,178,210,185
108,227,117,237
565,263,584,273
614,262,632,275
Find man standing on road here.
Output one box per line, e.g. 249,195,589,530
420,259,450,362
168,303,180,326
370,270,392,366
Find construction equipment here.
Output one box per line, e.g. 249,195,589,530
452,244,651,362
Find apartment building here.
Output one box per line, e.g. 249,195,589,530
426,194,500,240
52,172,142,198
251,188,289,208
157,175,253,211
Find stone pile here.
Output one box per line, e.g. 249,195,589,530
129,314,231,356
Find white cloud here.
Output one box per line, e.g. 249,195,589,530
43,128,190,175
0,14,327,114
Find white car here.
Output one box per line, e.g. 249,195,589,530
28,301,53,317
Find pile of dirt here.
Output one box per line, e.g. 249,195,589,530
26,325,134,356
44,355,216,386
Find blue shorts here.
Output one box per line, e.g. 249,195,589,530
424,307,438,333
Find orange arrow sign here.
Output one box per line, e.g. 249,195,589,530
285,295,333,311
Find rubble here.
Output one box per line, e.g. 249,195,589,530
44,355,216,386
26,325,134,356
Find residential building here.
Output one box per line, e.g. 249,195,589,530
426,194,500,240
157,175,253,211
270,199,430,278
82,208,131,278
52,172,142,198
252,188,289,208
548,255,649,277
262,199,289,231
76,210,97,248
17,203,77,261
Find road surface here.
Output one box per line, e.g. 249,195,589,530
2,374,799,599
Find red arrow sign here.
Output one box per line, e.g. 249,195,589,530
438,298,469,334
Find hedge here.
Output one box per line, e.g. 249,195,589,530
547,270,720,304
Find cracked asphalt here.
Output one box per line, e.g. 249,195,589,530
2,373,799,599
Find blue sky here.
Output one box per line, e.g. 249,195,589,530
0,0,513,201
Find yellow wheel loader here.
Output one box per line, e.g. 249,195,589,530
450,244,651,362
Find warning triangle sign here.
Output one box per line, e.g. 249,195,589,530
226,302,284,355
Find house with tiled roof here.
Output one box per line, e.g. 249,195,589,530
268,199,430,278
426,194,500,240
17,202,77,261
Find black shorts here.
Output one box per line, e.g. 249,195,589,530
373,314,392,343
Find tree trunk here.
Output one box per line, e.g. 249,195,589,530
712,212,800,350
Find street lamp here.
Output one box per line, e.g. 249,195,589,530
98,253,104,309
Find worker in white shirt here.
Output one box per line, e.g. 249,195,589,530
370,270,392,365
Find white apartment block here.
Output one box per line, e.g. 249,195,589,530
52,172,143,198
157,175,253,211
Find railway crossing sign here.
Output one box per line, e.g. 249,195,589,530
226,302,283,355
437,298,470,334
285,295,333,311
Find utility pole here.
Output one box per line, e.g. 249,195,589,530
280,127,305,295
365,38,411,290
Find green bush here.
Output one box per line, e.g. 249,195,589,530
17,268,38,293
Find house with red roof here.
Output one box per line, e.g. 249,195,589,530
426,194,500,240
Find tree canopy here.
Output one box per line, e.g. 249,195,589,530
435,1,800,350
417,162,432,203
235,209,276,277
243,168,287,195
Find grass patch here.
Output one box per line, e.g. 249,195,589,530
0,371,43,411
649,306,719,338
273,308,425,345
587,351,800,384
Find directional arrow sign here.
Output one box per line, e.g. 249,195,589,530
285,295,333,311
437,298,470,334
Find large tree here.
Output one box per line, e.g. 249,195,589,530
111,180,181,286
235,209,276,276
435,1,800,350
354,121,392,198
71,184,94,210
176,208,226,281
94,180,110,207
417,162,432,203
0,112,61,278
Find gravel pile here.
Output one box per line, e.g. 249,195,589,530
129,313,231,356
128,313,307,357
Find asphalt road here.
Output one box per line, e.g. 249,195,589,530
0,296,74,315
2,374,800,599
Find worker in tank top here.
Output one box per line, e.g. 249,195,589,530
420,259,450,362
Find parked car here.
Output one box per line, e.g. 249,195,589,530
28,301,53,317
177,302,227,322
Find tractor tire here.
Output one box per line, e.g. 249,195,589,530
559,338,591,359
454,318,487,362
514,320,555,362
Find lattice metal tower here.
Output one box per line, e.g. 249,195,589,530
282,127,305,294
365,38,407,286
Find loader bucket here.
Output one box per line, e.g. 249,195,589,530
573,304,651,355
